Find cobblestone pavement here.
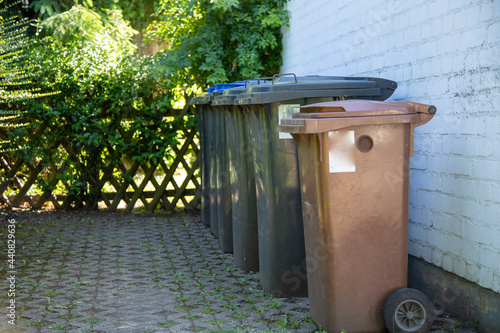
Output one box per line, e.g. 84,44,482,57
0,210,319,333
0,210,480,333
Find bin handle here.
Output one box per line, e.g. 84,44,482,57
245,78,272,87
272,73,297,84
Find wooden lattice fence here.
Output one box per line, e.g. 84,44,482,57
0,107,200,212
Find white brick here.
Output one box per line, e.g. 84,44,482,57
453,9,468,31
459,200,485,222
425,155,447,173
442,12,454,35
477,224,493,247
421,209,432,228
409,206,421,223
465,263,480,283
439,213,453,233
478,267,494,290
462,136,477,156
440,54,455,75
409,223,426,244
441,135,460,156
486,114,500,138
447,235,462,255
417,190,436,211
484,205,500,227
432,249,444,267
409,188,418,205
487,22,500,43
453,257,466,277
478,45,496,68
437,194,460,216
431,16,443,37
430,212,442,230
492,183,500,204
421,21,434,40
452,219,464,237
422,246,433,263
441,175,463,196
491,229,500,251
409,241,424,258
459,237,472,260
463,31,486,53
476,137,493,158
416,134,434,154
446,156,471,176
479,2,494,23
443,254,454,272
471,159,500,181
478,181,491,201
481,248,499,271
494,0,500,19
427,230,445,248
410,154,429,171
430,76,450,97
463,179,479,200
464,222,477,243
408,5,428,26
469,244,482,264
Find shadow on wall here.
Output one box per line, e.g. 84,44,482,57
408,256,500,333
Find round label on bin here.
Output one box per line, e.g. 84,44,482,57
357,135,374,153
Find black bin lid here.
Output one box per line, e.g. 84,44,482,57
234,74,397,105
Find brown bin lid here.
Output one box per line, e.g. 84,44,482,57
294,100,436,119
279,100,436,138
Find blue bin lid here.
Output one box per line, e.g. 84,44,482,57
212,79,271,105
193,80,272,105
214,82,247,92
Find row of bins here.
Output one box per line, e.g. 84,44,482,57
192,74,437,333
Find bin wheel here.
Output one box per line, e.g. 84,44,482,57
383,288,434,333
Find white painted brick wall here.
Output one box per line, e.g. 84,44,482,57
281,0,500,293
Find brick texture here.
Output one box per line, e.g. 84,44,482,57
282,0,500,293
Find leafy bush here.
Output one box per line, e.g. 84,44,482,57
3,0,290,210
9,6,192,209
0,0,58,153
150,0,290,91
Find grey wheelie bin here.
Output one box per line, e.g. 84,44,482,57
213,82,261,271
212,82,246,253
234,74,398,297
192,87,223,238
278,100,437,333
191,93,212,227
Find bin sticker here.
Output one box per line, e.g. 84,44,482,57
328,130,356,173
278,104,301,139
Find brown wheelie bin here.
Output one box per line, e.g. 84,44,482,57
278,100,437,333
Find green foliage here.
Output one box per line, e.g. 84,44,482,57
29,0,118,19
9,6,192,209
149,0,290,90
0,0,58,153
3,0,290,209
29,0,72,18
37,4,137,53
29,0,160,31
119,0,158,30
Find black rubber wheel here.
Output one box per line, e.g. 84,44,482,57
383,288,434,333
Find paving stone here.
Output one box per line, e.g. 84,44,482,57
0,211,322,332
1,210,479,333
